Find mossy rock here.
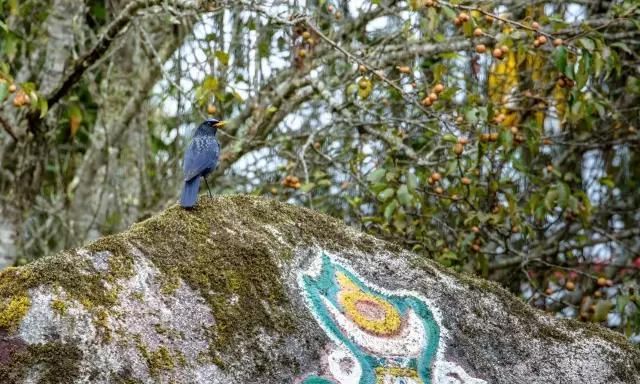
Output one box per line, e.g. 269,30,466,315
0,195,637,383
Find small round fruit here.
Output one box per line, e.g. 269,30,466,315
597,277,607,287
459,12,470,22
8,84,16,93
453,143,464,156
492,48,503,59
480,133,490,142
327,4,334,12
358,64,367,73
433,83,445,93
428,92,438,102
472,226,480,233
531,21,540,30
421,96,433,106
335,11,342,19
500,45,509,53
566,281,575,291
431,172,442,182
475,44,487,53
458,136,469,145
472,244,481,252
461,176,471,185
454,17,462,27
455,116,464,125
397,65,411,74
489,132,498,141
537,35,547,44
546,164,554,172
494,113,506,123
510,126,518,134
556,77,566,88
533,39,541,48
473,28,483,37
207,104,217,114
435,186,444,194
553,38,563,47
302,31,311,40
270,188,278,194
298,49,307,58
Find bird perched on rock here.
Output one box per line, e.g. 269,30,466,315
180,118,224,208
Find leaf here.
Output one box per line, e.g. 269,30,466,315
553,46,568,74
579,38,595,52
266,106,278,114
558,182,570,208
214,50,229,65
38,98,48,118
545,188,558,210
599,177,615,188
299,182,315,193
397,184,412,205
440,5,456,20
407,173,418,192
0,81,7,103
384,199,398,221
366,168,386,183
68,105,82,137
442,134,458,143
377,187,395,202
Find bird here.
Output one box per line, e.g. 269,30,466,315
180,118,224,208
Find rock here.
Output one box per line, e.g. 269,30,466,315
0,195,637,383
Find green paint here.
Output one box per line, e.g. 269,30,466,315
300,253,440,384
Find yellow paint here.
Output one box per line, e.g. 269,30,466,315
336,272,401,335
375,366,422,383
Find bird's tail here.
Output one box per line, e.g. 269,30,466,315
180,178,200,208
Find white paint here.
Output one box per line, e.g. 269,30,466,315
299,251,487,384
327,344,363,384
323,296,426,357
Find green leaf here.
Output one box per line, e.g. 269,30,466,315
377,187,395,202
214,50,229,65
266,106,278,114
384,199,398,221
299,182,315,193
38,98,48,118
545,188,558,210
440,5,457,20
558,182,570,208
553,46,568,73
366,168,386,183
599,177,615,188
442,134,458,143
579,38,595,52
0,81,7,103
397,184,412,205
407,173,418,192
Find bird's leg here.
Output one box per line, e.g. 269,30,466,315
204,176,213,198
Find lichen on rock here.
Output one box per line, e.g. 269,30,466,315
0,195,637,383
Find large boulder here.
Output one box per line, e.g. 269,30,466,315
0,195,637,383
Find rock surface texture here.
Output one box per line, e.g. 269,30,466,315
0,195,638,383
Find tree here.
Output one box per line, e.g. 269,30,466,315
0,0,639,340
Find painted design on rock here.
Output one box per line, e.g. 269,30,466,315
297,252,486,384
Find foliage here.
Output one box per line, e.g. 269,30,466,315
0,0,639,342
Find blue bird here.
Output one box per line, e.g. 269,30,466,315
180,118,224,208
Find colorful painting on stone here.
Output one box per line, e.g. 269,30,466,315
297,252,486,384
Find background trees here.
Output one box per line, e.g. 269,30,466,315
1,0,639,341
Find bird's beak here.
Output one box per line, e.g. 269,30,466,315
215,120,226,128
